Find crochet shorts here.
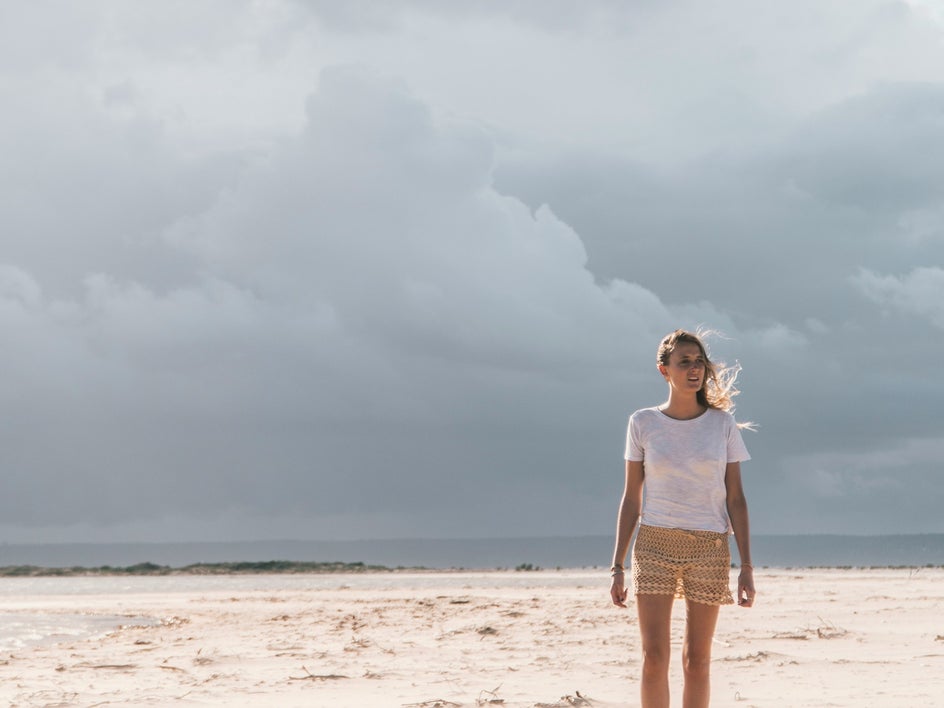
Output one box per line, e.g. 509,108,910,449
632,524,734,606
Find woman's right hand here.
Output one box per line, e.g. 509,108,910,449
610,570,628,607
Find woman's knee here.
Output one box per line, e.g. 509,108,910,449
681,648,712,680
641,645,671,678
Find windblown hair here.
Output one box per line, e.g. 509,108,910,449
657,328,753,428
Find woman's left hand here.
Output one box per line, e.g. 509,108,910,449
737,567,755,607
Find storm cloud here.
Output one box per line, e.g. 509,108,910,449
1,0,943,542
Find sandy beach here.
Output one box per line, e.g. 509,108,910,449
1,567,942,707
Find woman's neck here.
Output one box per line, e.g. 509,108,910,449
659,393,706,421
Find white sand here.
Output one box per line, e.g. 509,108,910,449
1,567,942,707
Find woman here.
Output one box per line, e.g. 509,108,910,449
610,329,755,708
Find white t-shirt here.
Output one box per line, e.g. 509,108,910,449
624,406,750,534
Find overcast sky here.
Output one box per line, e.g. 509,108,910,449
2,0,944,543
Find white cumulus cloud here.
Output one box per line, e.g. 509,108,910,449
854,266,944,328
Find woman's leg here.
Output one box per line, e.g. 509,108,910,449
682,599,721,708
636,593,674,708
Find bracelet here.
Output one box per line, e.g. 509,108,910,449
610,564,624,572
740,563,754,570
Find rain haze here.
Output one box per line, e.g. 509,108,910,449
2,0,944,546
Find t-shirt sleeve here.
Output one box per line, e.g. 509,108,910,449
625,413,644,461
726,417,751,463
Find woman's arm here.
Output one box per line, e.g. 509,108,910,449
610,460,644,607
725,461,755,607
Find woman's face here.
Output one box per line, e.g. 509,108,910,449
659,342,706,395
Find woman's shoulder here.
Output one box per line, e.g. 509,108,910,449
705,407,741,427
706,407,735,418
630,406,662,420
628,406,663,427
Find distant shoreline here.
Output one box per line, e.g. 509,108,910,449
3,561,944,577
2,534,944,571
0,561,397,577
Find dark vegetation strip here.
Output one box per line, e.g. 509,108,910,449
0,561,410,577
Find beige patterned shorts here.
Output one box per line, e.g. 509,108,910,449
632,524,734,606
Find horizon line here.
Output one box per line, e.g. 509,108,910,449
4,531,944,546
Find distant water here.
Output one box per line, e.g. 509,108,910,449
0,612,155,652
1,534,943,570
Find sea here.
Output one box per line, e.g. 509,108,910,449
2,534,942,653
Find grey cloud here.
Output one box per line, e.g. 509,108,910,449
0,67,706,536
292,0,662,33
853,266,944,328
494,74,944,532
4,1,944,542
775,82,944,211
774,438,944,533
0,83,237,298
496,80,944,328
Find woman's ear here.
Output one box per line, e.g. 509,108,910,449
657,364,667,379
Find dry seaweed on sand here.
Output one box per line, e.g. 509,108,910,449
534,690,594,707
773,617,849,641
402,701,461,707
288,665,349,681
814,617,849,639
476,684,505,705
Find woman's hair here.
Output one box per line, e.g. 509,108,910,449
657,328,752,427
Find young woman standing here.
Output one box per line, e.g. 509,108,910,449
610,329,755,708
